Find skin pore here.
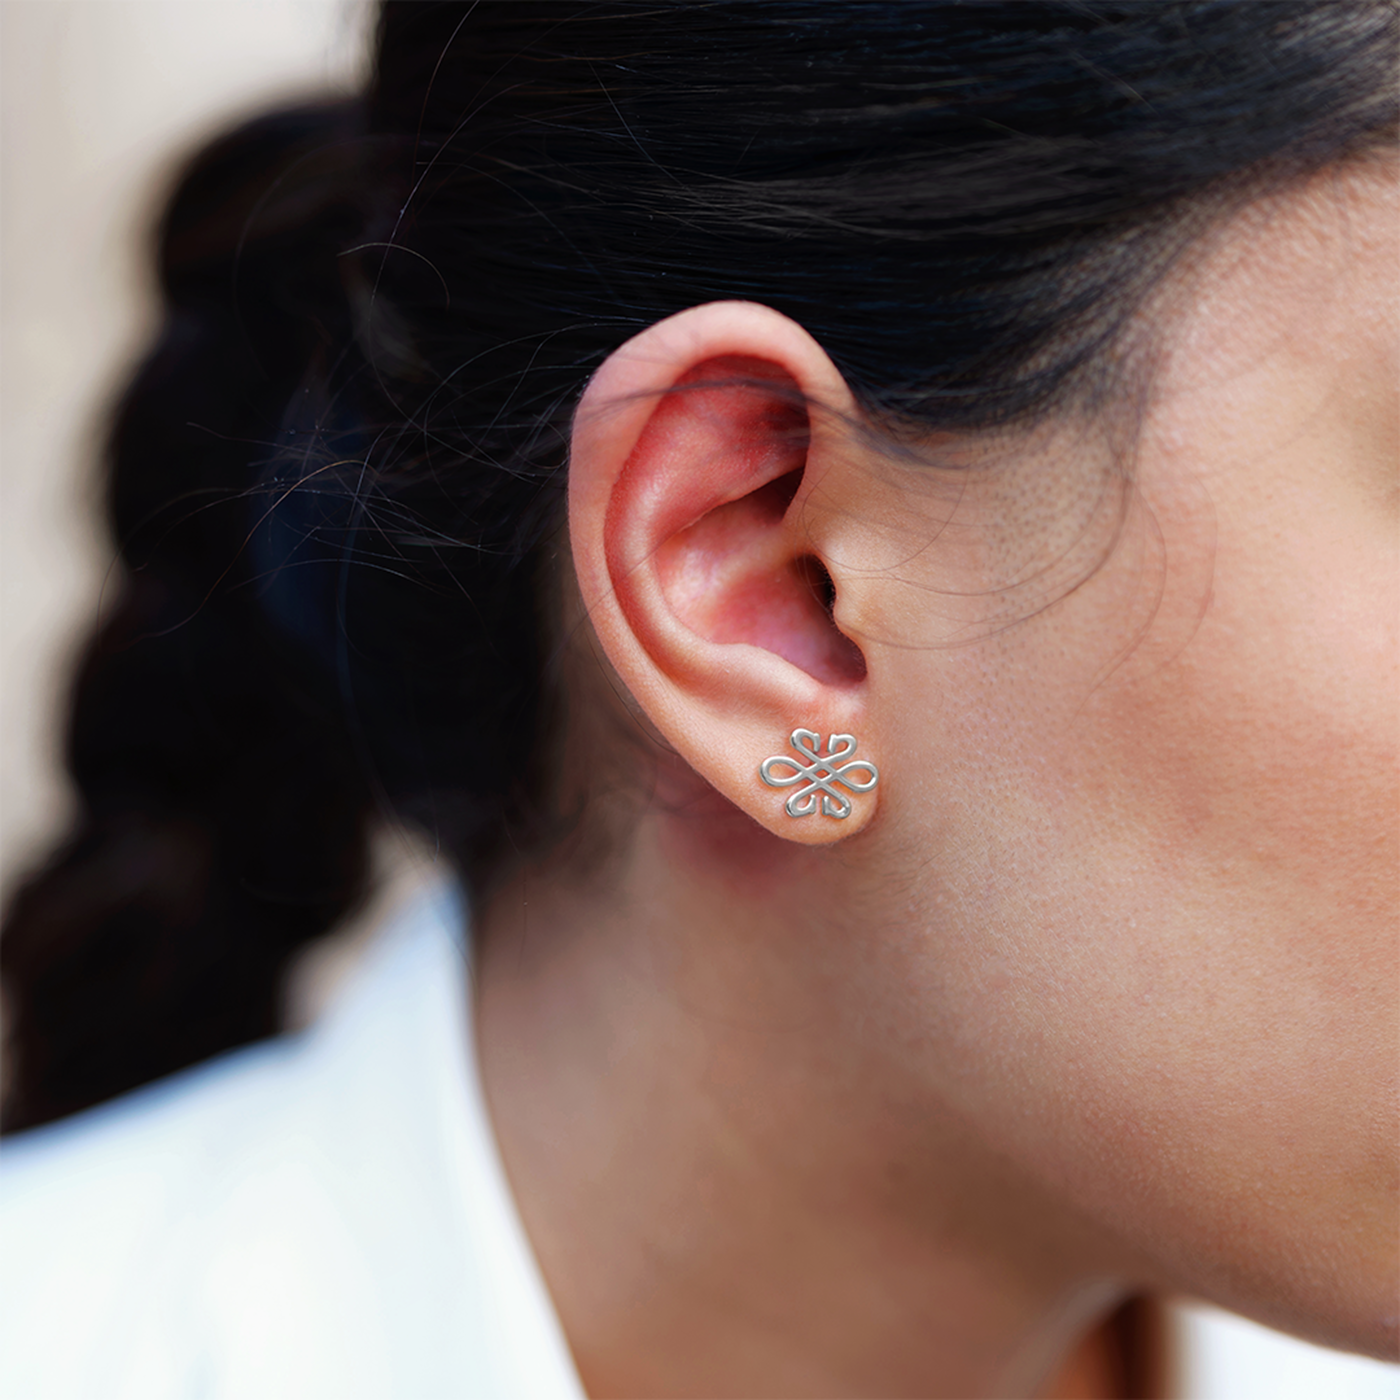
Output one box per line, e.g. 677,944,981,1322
476,161,1398,1398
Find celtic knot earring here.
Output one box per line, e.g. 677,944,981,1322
759,729,879,819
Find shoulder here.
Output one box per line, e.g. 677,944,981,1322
1,1035,348,1398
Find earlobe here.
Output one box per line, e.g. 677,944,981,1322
569,302,881,843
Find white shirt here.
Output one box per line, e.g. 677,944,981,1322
2,881,1396,1400
0,880,583,1400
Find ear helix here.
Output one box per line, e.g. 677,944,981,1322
568,302,881,844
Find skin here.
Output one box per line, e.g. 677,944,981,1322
476,160,1399,1398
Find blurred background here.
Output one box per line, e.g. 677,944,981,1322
0,0,417,1026
1,0,369,899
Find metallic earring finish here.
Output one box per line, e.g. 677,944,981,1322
759,729,879,819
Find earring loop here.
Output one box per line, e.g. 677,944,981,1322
759,729,879,819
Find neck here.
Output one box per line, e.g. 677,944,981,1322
475,800,1136,1398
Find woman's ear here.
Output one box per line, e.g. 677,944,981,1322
569,302,881,843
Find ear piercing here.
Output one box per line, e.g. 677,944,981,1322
759,729,879,819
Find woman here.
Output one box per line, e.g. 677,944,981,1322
2,3,1396,1396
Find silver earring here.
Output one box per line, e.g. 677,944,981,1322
759,729,879,819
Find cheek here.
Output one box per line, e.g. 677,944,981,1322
1066,516,1398,1312
860,166,1400,1350
1101,585,1397,974
867,473,1399,1351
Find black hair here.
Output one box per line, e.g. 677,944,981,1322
3,1,1394,1132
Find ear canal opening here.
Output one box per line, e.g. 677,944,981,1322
798,555,867,685
749,468,866,686
803,553,837,614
